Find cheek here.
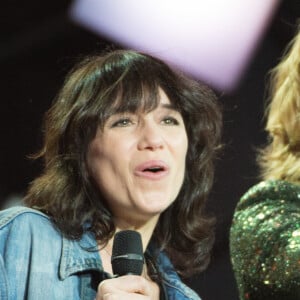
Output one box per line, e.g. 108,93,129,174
87,142,126,186
175,132,188,158
87,141,108,182
170,134,188,180
180,135,189,174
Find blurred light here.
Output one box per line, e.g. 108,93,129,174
69,0,280,92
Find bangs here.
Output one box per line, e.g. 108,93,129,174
95,73,166,127
107,81,161,115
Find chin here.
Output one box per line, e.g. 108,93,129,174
143,204,171,216
137,195,174,216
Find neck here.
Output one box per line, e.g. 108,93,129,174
99,215,159,275
112,214,159,252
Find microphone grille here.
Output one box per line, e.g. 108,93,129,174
111,230,144,276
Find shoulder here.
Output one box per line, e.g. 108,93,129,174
231,180,300,238
0,206,60,243
236,180,300,211
0,205,49,227
0,205,51,230
231,179,300,230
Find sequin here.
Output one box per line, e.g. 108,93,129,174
230,180,300,299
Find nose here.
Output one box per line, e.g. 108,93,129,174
137,122,164,151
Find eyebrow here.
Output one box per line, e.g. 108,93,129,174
160,103,180,111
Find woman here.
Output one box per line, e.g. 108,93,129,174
230,27,300,300
0,49,222,299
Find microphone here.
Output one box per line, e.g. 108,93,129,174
111,230,144,276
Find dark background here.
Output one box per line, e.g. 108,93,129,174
1,1,299,299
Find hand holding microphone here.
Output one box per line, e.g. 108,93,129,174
96,230,160,300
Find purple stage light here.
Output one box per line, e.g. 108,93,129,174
69,0,280,92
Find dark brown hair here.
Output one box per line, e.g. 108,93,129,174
24,49,222,277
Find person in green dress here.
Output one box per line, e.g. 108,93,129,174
230,26,300,300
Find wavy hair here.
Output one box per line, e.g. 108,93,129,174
24,49,222,277
258,27,300,183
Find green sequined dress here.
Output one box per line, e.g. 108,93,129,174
230,180,300,300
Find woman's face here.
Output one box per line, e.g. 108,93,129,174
87,89,188,228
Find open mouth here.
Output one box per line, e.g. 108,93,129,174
143,166,165,173
135,161,169,178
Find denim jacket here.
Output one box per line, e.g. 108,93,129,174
0,206,201,299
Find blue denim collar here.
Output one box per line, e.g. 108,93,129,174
59,233,103,280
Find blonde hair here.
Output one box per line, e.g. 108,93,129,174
258,26,300,183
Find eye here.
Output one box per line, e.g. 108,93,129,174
111,118,133,127
162,116,180,125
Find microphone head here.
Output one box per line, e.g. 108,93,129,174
111,230,144,276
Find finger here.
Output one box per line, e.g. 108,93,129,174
98,275,149,295
102,293,146,300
